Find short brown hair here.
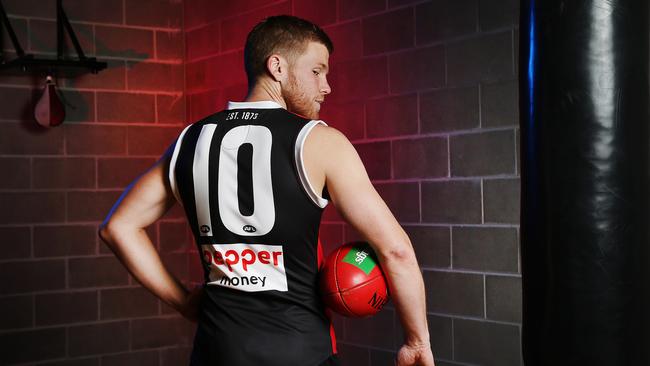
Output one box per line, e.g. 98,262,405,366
244,15,333,88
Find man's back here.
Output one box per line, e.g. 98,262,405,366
168,100,337,366
100,14,433,366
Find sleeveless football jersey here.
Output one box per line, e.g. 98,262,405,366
168,100,337,366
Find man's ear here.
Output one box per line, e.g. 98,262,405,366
267,54,287,83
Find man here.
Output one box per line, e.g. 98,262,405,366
99,15,434,366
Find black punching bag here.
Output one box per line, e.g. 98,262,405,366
520,0,650,365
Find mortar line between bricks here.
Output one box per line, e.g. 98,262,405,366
26,356,100,366
210,29,509,63
0,188,125,193
444,43,449,87
477,83,483,128
92,23,96,56
62,119,67,156
183,0,288,33
99,55,183,65
446,135,451,177
320,221,519,229
5,14,182,33
65,326,70,359
416,92,421,134
7,121,183,127
29,156,34,189
0,254,117,265
451,317,455,361
376,174,519,184
0,83,183,95
31,291,36,327
480,179,485,224
425,311,522,328
0,218,185,228
0,310,189,334
449,225,454,269
483,274,487,319
362,103,367,139
412,25,520,51
0,247,190,263
0,313,184,335
65,257,69,290
514,126,520,176
349,125,517,143
128,318,132,351
122,0,126,25
335,0,340,23
510,28,517,76
154,94,159,123
93,90,98,122
390,140,394,180
29,225,34,258
185,47,243,63
421,267,522,278
0,121,183,129
516,227,522,274
410,0,416,47
97,290,101,326
64,189,69,223
185,80,517,100
325,4,405,27
418,181,422,223
26,18,32,51
24,345,187,366
124,63,129,91
386,31,392,96
475,0,481,33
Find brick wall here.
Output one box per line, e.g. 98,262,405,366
186,1,521,365
0,0,193,365
0,0,521,365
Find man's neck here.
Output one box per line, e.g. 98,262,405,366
244,80,287,109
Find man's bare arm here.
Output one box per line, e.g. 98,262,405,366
307,125,433,362
98,148,195,319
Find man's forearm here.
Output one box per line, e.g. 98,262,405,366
379,249,430,346
99,224,189,312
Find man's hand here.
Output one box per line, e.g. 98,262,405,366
396,342,435,366
178,284,204,323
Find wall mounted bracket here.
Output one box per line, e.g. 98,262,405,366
0,0,107,77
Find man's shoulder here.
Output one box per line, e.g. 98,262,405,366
308,122,349,145
304,122,353,160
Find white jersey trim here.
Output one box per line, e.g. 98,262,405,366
169,124,192,206
227,100,283,110
295,120,329,209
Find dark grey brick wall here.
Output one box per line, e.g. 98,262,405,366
0,0,521,365
317,0,521,365
0,0,191,365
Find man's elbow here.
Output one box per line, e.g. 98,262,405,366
98,221,120,247
378,243,418,265
98,222,111,244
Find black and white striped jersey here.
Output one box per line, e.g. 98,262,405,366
168,100,337,366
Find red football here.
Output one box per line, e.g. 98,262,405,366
319,242,390,317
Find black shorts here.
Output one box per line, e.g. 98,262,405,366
190,349,340,366
188,329,340,366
